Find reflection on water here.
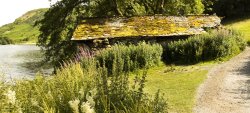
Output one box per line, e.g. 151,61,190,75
0,45,52,80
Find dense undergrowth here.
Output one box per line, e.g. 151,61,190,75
0,29,246,113
95,43,163,75
0,42,166,113
164,29,246,64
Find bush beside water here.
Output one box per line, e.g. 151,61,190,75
0,37,13,45
163,29,246,63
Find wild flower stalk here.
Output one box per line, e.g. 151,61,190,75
5,89,16,105
69,99,80,113
81,101,95,113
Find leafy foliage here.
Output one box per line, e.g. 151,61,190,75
37,0,87,66
95,42,163,75
37,0,205,66
163,29,246,63
94,64,167,113
202,0,216,14
0,36,13,45
137,0,204,15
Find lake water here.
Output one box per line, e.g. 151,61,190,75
0,45,52,80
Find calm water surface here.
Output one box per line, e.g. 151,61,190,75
0,45,52,80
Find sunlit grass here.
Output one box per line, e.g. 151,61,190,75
132,63,213,113
225,18,250,43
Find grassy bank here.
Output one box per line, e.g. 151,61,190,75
224,18,250,43
133,63,210,113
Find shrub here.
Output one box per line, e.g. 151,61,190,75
0,37,13,45
202,29,246,60
163,29,246,63
12,62,96,113
95,64,167,113
95,42,163,75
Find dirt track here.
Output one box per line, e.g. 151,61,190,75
194,47,250,113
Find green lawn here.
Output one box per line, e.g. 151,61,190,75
132,63,214,113
225,18,250,42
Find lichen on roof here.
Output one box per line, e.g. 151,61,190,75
72,15,221,40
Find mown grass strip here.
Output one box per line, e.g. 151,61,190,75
132,63,209,113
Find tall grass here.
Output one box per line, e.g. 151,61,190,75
0,42,167,113
163,29,246,63
95,42,163,75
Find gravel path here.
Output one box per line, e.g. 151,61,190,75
194,47,250,113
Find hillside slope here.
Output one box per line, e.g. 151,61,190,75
0,8,47,43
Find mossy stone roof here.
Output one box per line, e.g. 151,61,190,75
72,15,221,40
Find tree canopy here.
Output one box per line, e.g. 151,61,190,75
37,0,204,66
202,0,250,17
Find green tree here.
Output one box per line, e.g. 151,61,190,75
202,0,216,14
37,0,86,66
0,36,13,45
138,0,204,15
37,0,144,66
37,0,204,66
